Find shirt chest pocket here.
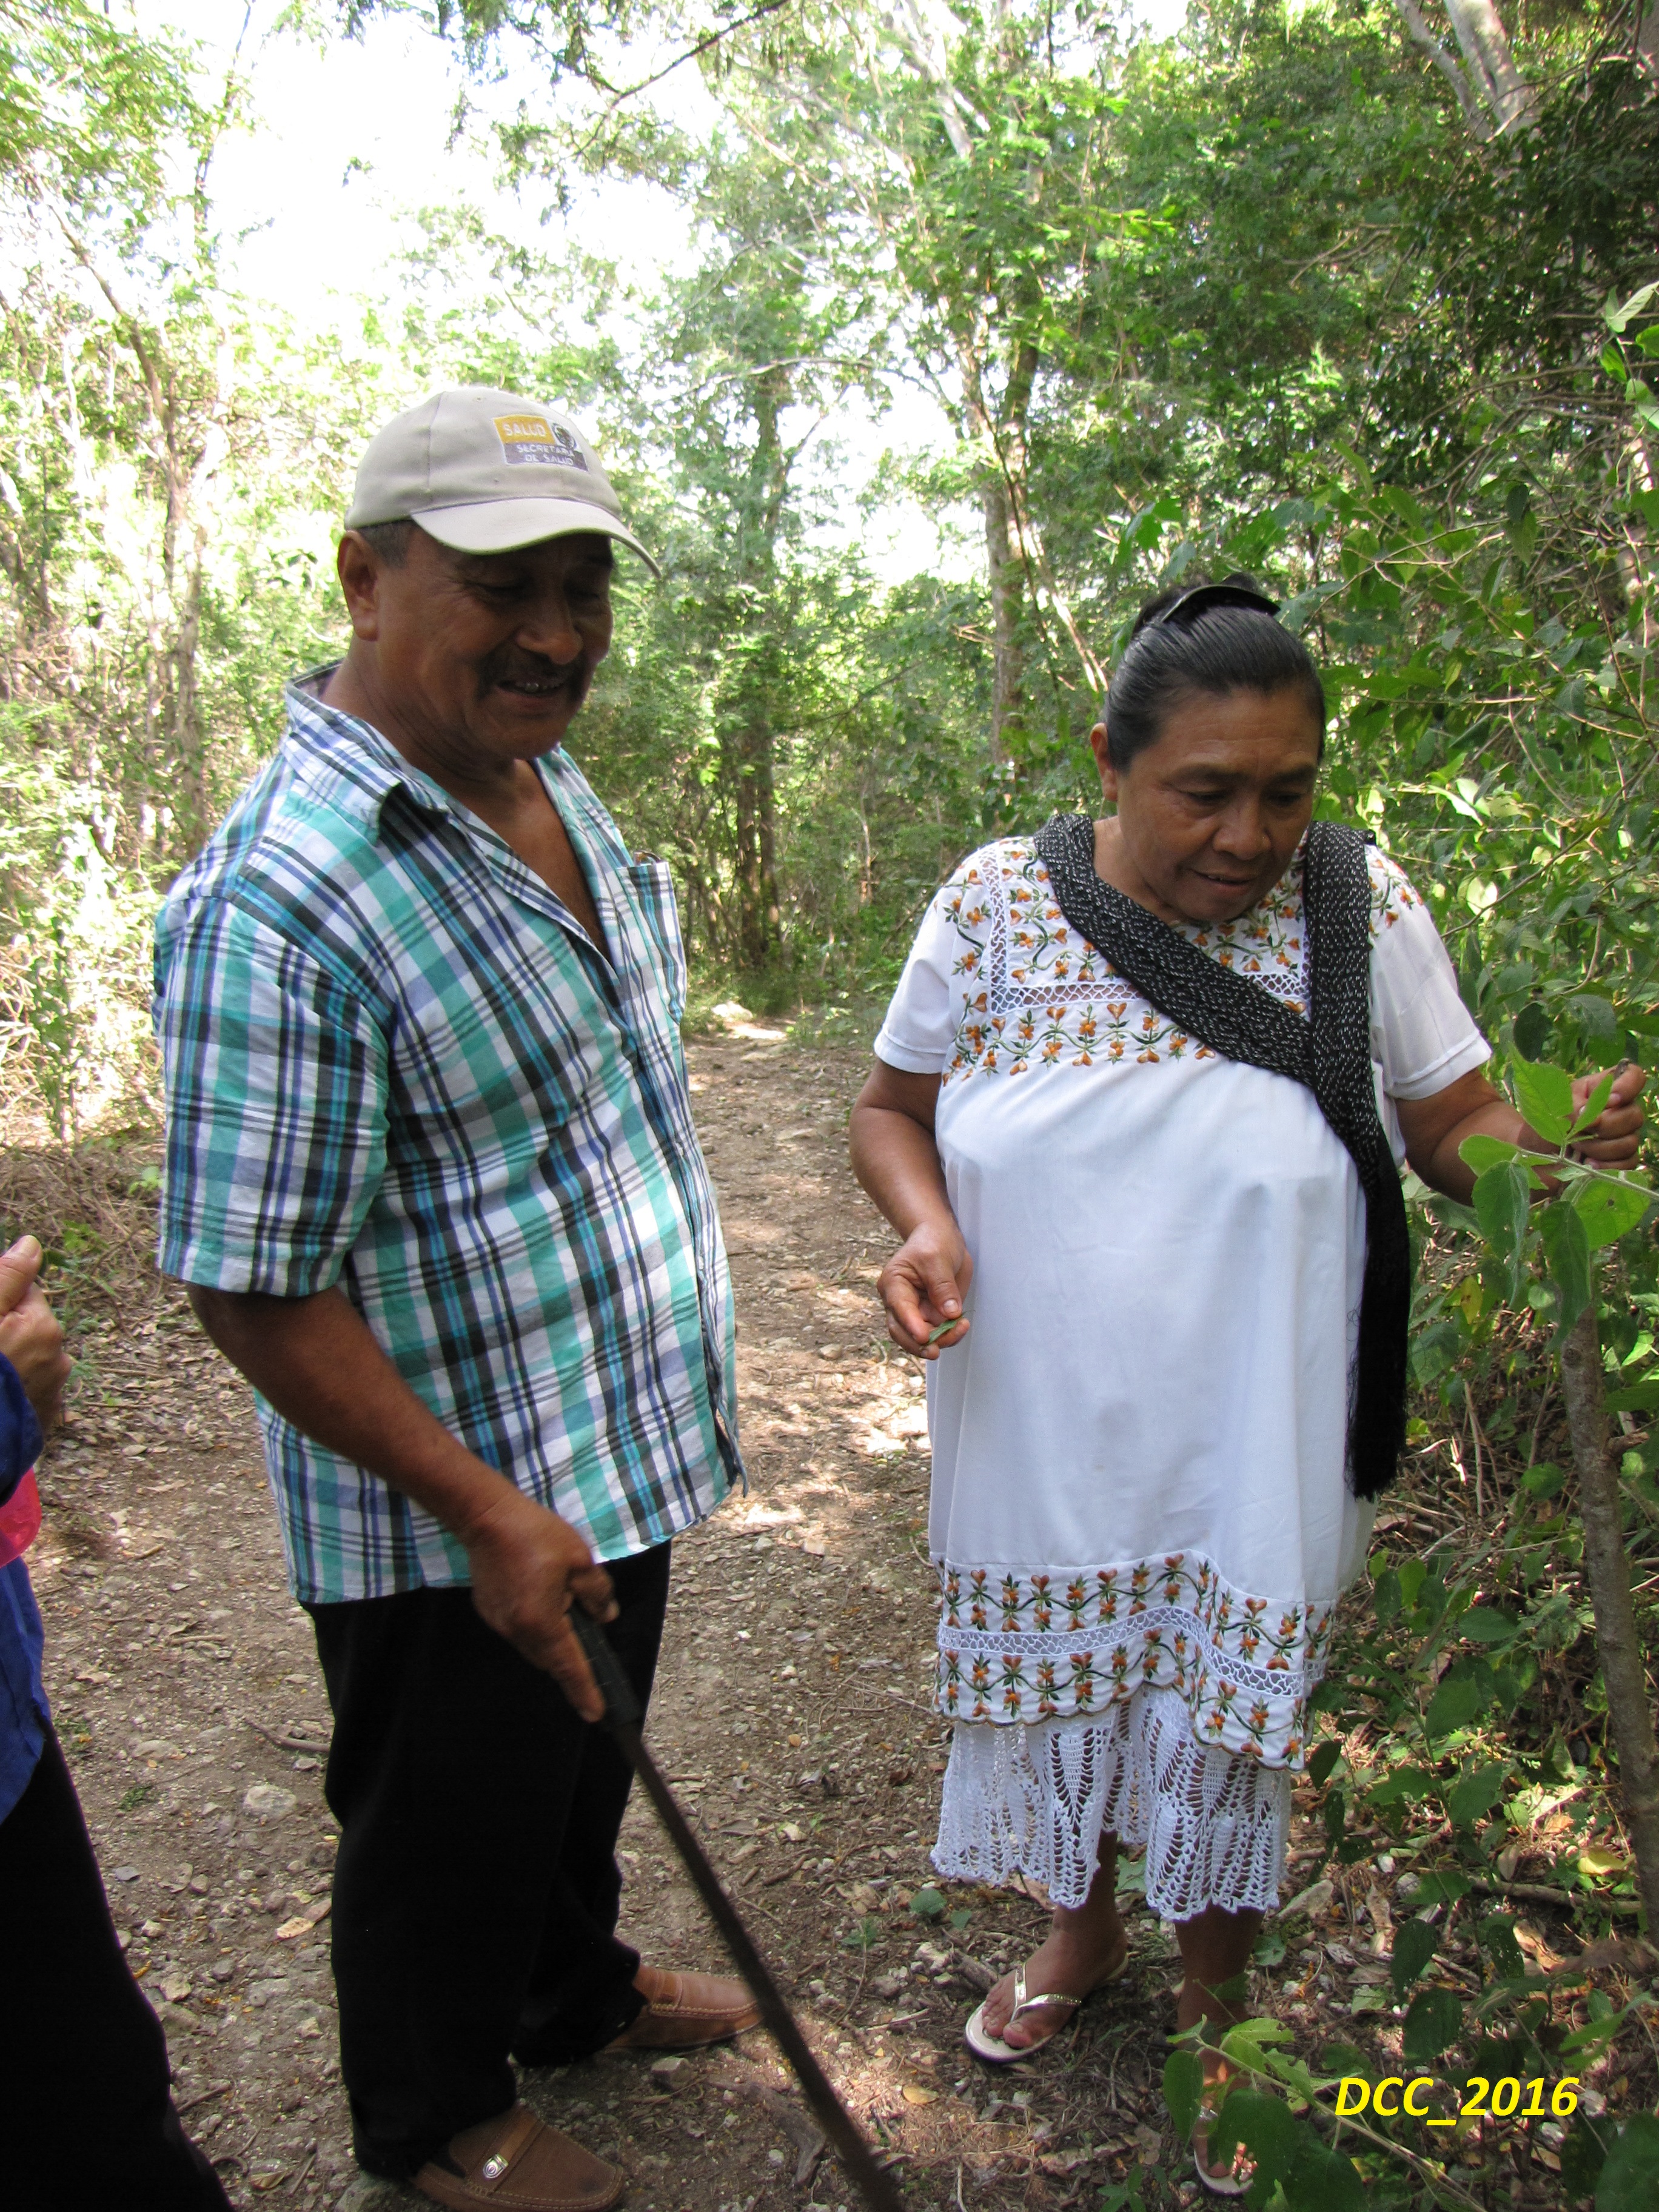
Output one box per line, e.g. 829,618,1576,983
619,857,688,1028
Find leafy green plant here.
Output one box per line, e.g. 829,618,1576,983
1453,1056,1659,1935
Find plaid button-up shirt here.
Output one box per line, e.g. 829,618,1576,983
154,674,741,1604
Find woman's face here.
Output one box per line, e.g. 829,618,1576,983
1088,685,1322,927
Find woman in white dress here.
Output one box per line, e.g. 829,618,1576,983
848,577,1644,2191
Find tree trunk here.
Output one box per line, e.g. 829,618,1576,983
719,361,788,970
1392,0,1537,139
983,471,1024,769
731,708,780,971
957,335,1028,768
1638,0,1659,86
1559,1304,1659,1940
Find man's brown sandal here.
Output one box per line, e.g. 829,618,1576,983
603,1965,761,2051
413,2103,623,2211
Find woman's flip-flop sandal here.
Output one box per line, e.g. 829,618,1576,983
963,1945,1128,2064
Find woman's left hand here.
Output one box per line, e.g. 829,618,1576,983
1571,1064,1647,1170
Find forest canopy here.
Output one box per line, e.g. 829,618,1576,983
0,0,1654,1116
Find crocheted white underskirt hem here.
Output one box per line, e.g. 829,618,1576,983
931,1684,1292,1919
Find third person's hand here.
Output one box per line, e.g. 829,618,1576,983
0,1236,71,1431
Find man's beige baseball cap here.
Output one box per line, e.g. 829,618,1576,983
346,386,660,575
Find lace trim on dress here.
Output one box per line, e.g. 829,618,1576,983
932,1688,1292,1919
934,1554,1335,1766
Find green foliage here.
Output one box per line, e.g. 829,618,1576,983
1598,2114,1659,2212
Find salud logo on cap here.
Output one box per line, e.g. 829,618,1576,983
494,414,589,472
345,385,659,571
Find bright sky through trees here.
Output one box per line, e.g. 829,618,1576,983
135,0,1185,583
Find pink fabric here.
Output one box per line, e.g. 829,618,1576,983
0,1470,41,1566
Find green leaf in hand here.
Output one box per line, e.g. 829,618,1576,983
1283,2134,1364,2212
1570,1171,1651,1249
1540,1200,1593,1324
1510,1057,1575,1147
1459,1132,1523,1177
1569,1068,1617,1138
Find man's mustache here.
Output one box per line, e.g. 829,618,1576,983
479,652,589,698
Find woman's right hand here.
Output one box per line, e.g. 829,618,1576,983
877,1217,973,1359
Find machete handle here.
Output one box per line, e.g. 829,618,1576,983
571,1604,643,1728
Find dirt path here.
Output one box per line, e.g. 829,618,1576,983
21,1032,1564,2212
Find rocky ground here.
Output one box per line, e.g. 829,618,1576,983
14,1032,1622,2211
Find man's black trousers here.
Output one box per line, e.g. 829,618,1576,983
0,1731,232,2211
306,1541,671,2180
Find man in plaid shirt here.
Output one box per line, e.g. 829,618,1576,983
155,389,757,2212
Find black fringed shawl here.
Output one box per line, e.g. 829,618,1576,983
1032,812,1410,1500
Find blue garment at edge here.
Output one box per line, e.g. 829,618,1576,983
0,1352,47,1825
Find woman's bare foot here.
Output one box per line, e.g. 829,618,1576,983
978,1859,1128,2052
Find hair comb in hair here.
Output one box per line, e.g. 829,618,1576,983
1131,572,1279,638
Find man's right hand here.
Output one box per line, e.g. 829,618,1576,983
0,1236,71,1431
460,1483,618,1722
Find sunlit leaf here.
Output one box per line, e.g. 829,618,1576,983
1570,1173,1651,1250
1510,1057,1575,1147
1458,1132,1521,1176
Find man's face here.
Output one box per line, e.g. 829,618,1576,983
340,525,615,770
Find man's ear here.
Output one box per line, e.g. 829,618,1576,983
336,531,384,641
1088,720,1119,805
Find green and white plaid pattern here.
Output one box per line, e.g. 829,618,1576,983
154,675,740,1604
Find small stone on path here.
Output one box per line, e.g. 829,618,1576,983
243,1783,296,1820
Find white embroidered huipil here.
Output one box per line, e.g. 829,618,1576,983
873,834,1487,1918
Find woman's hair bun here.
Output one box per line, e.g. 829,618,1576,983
1129,571,1278,639
1104,571,1323,770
